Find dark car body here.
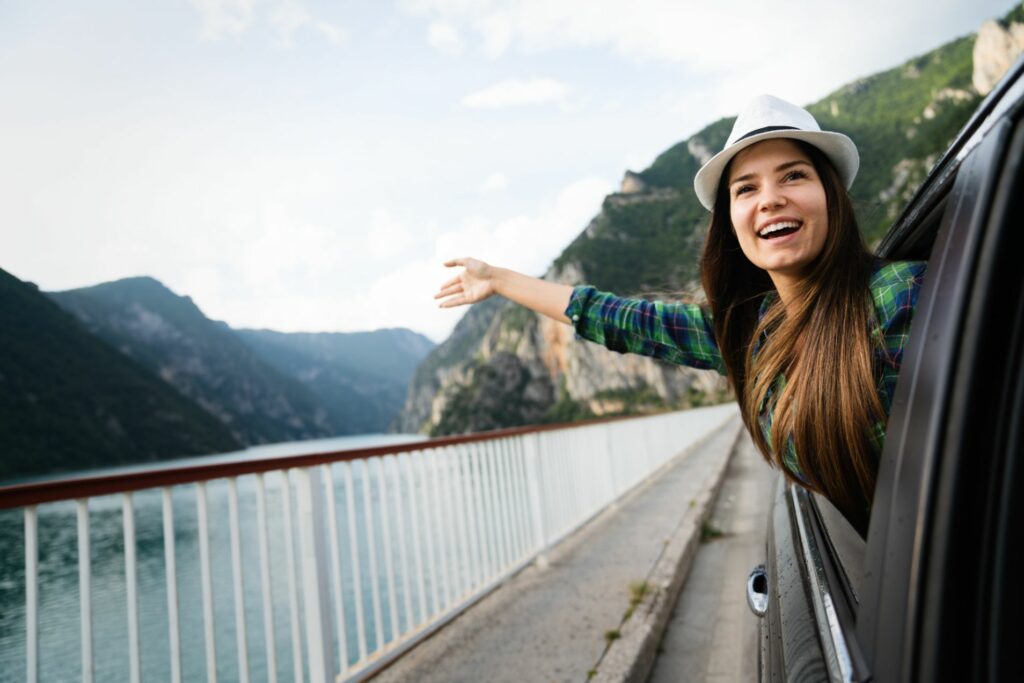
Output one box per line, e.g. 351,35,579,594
750,56,1024,682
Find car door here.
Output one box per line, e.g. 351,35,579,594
860,67,1024,683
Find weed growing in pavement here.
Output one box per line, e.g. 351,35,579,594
701,520,726,542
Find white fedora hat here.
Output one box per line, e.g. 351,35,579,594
692,94,859,211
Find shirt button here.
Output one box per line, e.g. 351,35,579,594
572,314,579,322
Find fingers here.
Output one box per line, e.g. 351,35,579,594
438,274,461,291
433,282,463,300
438,296,467,309
443,258,466,268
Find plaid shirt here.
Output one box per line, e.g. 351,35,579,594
565,260,928,482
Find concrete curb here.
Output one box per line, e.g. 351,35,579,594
592,421,744,683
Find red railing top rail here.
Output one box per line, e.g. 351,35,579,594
0,409,681,510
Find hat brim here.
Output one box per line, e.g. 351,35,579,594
692,130,860,211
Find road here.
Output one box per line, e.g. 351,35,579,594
647,432,779,683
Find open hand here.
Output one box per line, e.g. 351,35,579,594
435,257,499,308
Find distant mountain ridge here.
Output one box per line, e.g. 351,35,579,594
50,277,334,445
397,6,1024,436
0,268,241,480
49,277,435,443
234,327,435,435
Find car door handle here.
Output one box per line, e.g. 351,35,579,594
747,564,768,617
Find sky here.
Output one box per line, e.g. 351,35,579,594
2,0,1017,342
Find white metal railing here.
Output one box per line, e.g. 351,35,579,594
1,403,737,682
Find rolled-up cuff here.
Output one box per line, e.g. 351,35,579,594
563,285,596,334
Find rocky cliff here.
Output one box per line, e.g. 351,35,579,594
974,16,1024,95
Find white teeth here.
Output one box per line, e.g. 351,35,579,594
758,221,800,237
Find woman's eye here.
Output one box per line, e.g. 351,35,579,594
735,185,754,196
784,170,808,181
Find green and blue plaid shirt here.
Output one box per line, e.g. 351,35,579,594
565,260,927,482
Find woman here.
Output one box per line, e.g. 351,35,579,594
434,95,926,535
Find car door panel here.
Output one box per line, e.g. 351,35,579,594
762,476,830,682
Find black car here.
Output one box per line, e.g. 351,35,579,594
747,56,1024,682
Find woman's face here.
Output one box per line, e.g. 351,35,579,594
727,138,829,282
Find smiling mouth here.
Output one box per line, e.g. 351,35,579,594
758,220,802,240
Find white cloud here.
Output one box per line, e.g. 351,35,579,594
189,0,255,41
479,173,508,192
428,21,463,55
402,0,981,109
436,176,611,276
461,77,570,109
316,21,348,45
269,1,312,46
402,0,826,65
189,0,346,46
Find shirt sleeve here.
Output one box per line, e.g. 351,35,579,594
872,260,927,409
563,286,727,375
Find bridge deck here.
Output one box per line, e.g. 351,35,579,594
649,428,779,682
374,415,763,683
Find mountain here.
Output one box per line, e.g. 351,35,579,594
397,7,1023,436
49,277,334,445
49,276,436,442
233,328,434,434
0,268,240,480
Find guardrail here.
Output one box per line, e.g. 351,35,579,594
0,403,736,683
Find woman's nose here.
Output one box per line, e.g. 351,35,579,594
759,184,787,210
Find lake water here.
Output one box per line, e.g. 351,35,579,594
0,432,454,683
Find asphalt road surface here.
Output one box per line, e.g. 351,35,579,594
647,432,779,683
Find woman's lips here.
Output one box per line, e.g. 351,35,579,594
757,219,802,239
759,224,802,243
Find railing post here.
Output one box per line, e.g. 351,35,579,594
25,505,38,683
122,493,141,683
280,472,305,683
294,466,336,683
196,482,218,683
321,464,349,675
523,433,549,568
254,474,278,683
343,462,368,662
77,499,94,683
227,479,251,683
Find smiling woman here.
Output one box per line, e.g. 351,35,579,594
435,94,926,534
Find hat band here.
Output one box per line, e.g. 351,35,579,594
736,125,799,142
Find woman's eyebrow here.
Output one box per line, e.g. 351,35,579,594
729,159,811,186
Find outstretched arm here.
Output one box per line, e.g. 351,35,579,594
435,257,726,375
435,257,574,324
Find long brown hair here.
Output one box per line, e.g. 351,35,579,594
700,139,883,528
